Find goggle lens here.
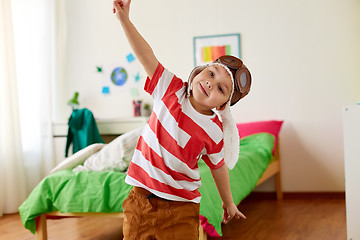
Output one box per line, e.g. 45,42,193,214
240,72,247,88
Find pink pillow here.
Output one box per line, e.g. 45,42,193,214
237,120,283,155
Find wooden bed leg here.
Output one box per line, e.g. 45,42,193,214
275,171,283,200
199,224,207,240
274,141,283,200
36,214,48,240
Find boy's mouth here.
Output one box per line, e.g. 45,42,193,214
199,83,208,96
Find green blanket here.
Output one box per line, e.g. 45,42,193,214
19,133,274,237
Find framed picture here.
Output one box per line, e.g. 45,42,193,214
193,33,241,67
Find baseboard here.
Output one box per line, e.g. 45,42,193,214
246,191,345,200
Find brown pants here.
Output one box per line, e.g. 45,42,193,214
122,187,200,240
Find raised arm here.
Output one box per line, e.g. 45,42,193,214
210,164,246,224
113,0,158,78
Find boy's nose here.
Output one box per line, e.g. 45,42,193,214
206,81,212,89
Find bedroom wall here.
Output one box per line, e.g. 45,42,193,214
53,0,360,192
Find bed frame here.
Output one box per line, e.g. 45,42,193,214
35,145,282,240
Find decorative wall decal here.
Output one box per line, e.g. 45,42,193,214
111,67,128,86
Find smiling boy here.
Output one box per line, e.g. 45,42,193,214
113,0,251,239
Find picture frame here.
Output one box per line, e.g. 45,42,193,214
193,33,241,67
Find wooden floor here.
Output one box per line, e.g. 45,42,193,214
0,197,346,240
208,197,346,240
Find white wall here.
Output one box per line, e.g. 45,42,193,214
54,0,360,192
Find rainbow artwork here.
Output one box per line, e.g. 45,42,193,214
201,45,232,62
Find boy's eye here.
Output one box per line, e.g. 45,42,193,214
210,71,214,77
218,86,224,93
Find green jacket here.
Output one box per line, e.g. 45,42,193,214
65,108,104,157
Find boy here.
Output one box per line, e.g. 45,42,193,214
113,1,251,239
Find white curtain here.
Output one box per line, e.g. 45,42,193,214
0,0,27,216
0,0,56,215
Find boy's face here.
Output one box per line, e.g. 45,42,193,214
189,65,233,115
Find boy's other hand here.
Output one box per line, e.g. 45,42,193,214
222,202,246,224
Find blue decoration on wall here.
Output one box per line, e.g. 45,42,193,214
134,72,141,82
111,67,128,86
102,86,110,94
126,53,136,63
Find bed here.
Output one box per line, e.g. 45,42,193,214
19,120,283,240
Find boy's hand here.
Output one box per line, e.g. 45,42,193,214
222,202,246,224
113,0,131,22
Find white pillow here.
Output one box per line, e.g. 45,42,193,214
50,143,105,174
73,127,143,172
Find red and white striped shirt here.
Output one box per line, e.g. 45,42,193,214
125,63,225,203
